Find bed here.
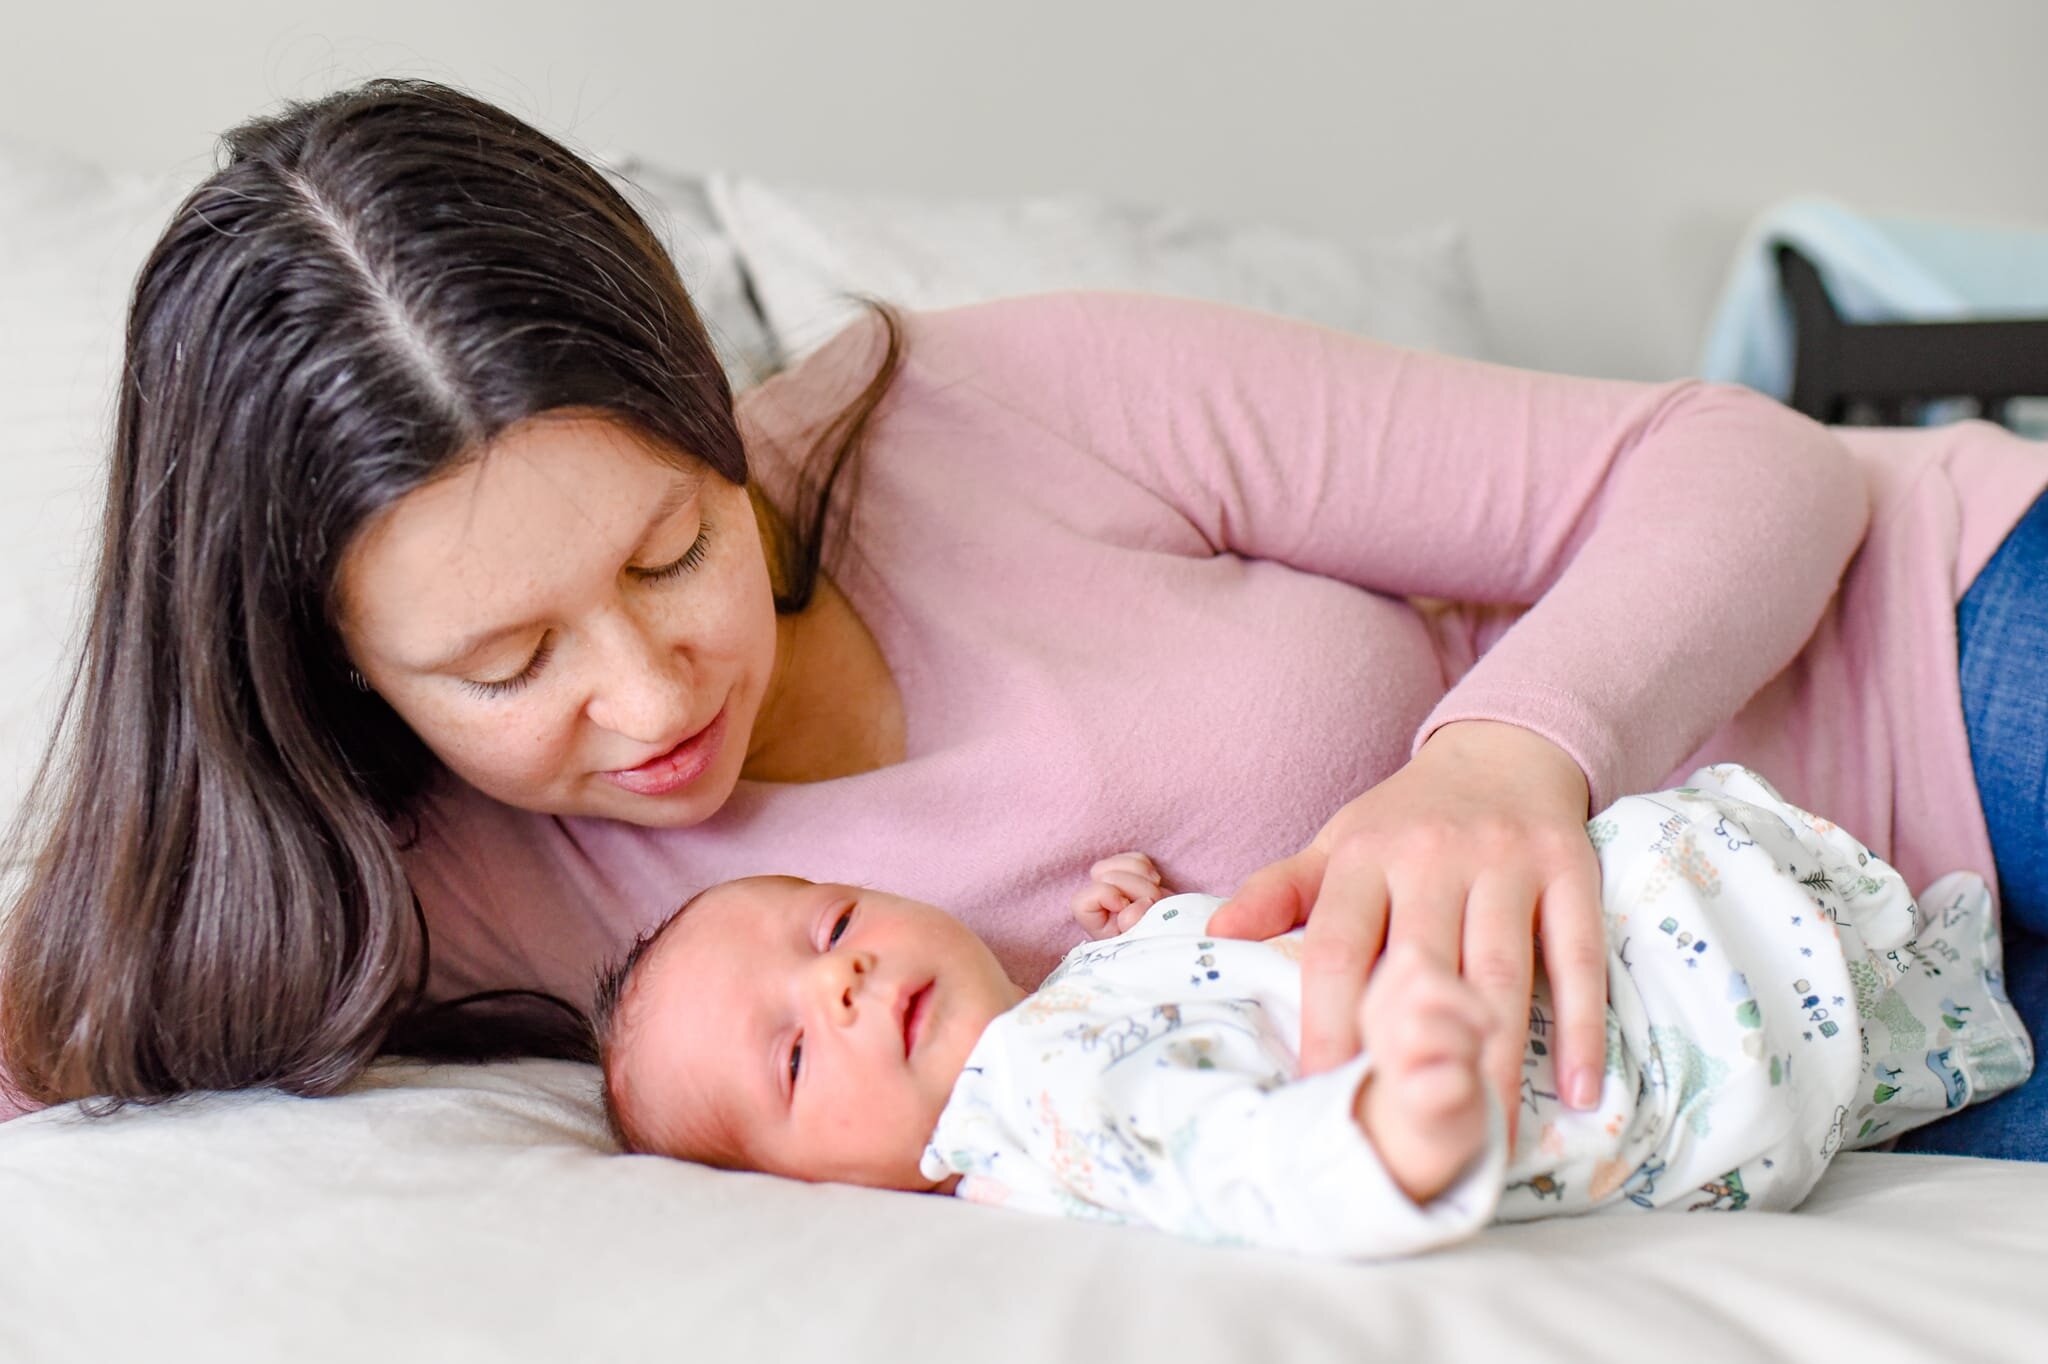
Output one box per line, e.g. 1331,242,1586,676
3,138,2045,1364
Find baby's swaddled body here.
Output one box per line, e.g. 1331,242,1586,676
920,766,2033,1258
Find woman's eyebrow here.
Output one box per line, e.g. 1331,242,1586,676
421,619,544,673
419,477,700,671
627,478,700,554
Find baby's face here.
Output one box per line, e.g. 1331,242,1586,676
614,877,1026,1189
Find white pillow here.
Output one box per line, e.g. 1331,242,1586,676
706,173,1495,364
598,154,782,390
0,144,185,852
0,143,771,852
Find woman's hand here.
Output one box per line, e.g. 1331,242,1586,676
1208,720,1606,1137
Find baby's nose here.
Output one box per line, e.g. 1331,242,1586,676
825,950,877,1018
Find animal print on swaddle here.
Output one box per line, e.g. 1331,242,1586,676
1498,764,2032,1220
919,765,2031,1257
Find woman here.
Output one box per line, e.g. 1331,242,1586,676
3,79,2042,1159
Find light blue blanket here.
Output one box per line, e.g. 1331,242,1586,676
1698,197,2048,404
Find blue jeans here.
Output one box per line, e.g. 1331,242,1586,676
1894,483,2048,1160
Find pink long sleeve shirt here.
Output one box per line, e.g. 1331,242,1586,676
395,291,2048,1008
7,292,2040,1125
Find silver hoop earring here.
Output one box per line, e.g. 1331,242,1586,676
348,668,371,693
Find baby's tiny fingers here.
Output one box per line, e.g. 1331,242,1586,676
1382,945,1493,1023
1099,868,1163,906
1091,852,1162,884
1366,944,1460,1016
1391,1057,1485,1121
1384,987,1482,1048
1069,885,1129,939
1365,952,1493,1050
1421,971,1497,1037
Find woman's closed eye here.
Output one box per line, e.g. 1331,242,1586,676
462,636,555,698
459,522,714,698
633,521,713,584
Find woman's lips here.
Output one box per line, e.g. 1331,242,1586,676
903,983,933,1058
600,706,727,797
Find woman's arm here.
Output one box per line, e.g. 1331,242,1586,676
928,291,1869,803
920,291,1873,1127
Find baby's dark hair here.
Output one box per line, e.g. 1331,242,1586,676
590,886,720,1154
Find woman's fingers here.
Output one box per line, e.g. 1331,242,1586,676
1381,863,1466,968
1211,849,1324,941
1458,873,1538,1139
1297,857,1389,1075
1538,860,1610,1110
1220,845,1387,1073
1217,721,1604,1105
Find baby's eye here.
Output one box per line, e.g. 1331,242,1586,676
789,1038,803,1090
827,907,853,947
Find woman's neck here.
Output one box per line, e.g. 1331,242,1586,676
743,573,905,784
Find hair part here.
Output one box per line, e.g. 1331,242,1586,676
0,78,905,1113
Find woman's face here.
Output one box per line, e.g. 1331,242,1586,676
336,412,781,826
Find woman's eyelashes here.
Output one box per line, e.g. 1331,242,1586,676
459,521,714,697
462,637,555,699
634,520,713,583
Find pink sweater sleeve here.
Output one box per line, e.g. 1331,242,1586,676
928,291,1872,809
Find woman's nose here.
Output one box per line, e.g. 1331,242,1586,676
584,613,686,742
813,949,877,1024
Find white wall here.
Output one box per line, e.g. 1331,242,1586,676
6,0,2045,379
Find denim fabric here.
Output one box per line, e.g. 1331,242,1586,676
1895,485,2048,1160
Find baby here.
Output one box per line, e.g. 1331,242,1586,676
593,765,2033,1258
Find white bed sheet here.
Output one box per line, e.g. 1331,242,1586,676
4,135,2041,1364
2,1058,2043,1363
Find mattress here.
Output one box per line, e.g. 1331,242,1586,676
2,1057,2042,1363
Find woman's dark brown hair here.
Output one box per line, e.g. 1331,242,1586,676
0,78,902,1110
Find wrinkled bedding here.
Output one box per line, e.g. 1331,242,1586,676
2,1058,2043,1363
6,138,2044,1364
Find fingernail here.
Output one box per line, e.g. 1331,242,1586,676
1567,1068,1600,1109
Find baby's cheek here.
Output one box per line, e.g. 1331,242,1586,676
914,1074,958,1137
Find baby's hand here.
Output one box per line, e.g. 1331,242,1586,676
1354,945,1495,1205
1070,852,1169,940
